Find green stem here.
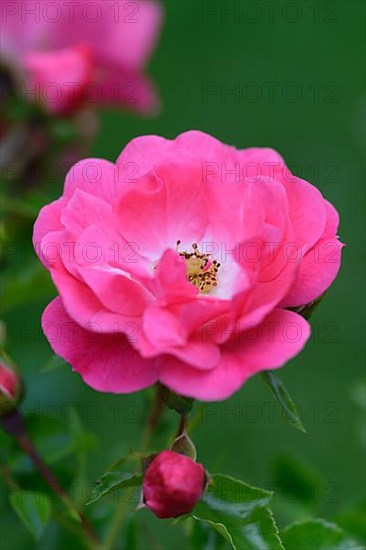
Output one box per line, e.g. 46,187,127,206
0,461,91,545
177,414,188,438
103,386,165,549
140,386,165,452
1,410,99,547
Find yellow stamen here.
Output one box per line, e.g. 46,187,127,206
177,241,220,294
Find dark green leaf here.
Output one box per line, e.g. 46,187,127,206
281,519,363,549
9,491,51,541
191,474,284,550
262,371,306,433
191,519,228,549
86,472,142,505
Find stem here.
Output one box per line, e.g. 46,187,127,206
177,414,188,438
140,386,165,452
104,386,165,549
1,410,99,547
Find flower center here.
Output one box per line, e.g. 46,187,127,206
177,241,220,294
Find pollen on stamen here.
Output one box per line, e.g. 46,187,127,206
177,241,220,294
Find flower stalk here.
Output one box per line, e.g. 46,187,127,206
1,409,99,547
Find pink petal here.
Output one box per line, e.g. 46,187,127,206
49,260,138,334
78,264,153,317
115,163,209,259
63,158,122,204
42,297,157,393
140,305,220,370
157,309,310,400
324,199,340,236
116,135,173,176
154,249,198,303
33,198,66,267
61,188,113,237
281,237,344,307
237,148,327,251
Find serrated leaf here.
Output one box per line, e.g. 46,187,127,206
86,472,142,505
9,491,51,541
191,474,284,550
281,518,363,549
262,371,306,433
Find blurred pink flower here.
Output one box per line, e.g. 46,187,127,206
1,0,163,114
34,131,343,400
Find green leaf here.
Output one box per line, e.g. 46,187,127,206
86,472,142,505
191,474,284,550
281,519,363,549
9,491,51,541
191,519,228,549
262,371,306,433
335,504,366,543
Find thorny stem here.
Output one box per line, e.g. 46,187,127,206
1,410,99,547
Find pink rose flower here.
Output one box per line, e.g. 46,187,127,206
34,131,343,400
143,451,206,518
1,0,163,114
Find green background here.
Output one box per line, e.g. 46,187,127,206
1,1,365,548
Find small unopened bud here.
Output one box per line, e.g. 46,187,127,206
143,450,206,519
0,359,22,416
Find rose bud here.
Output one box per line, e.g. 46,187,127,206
0,360,22,417
143,450,206,518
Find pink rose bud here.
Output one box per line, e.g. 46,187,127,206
0,360,22,416
143,450,206,518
